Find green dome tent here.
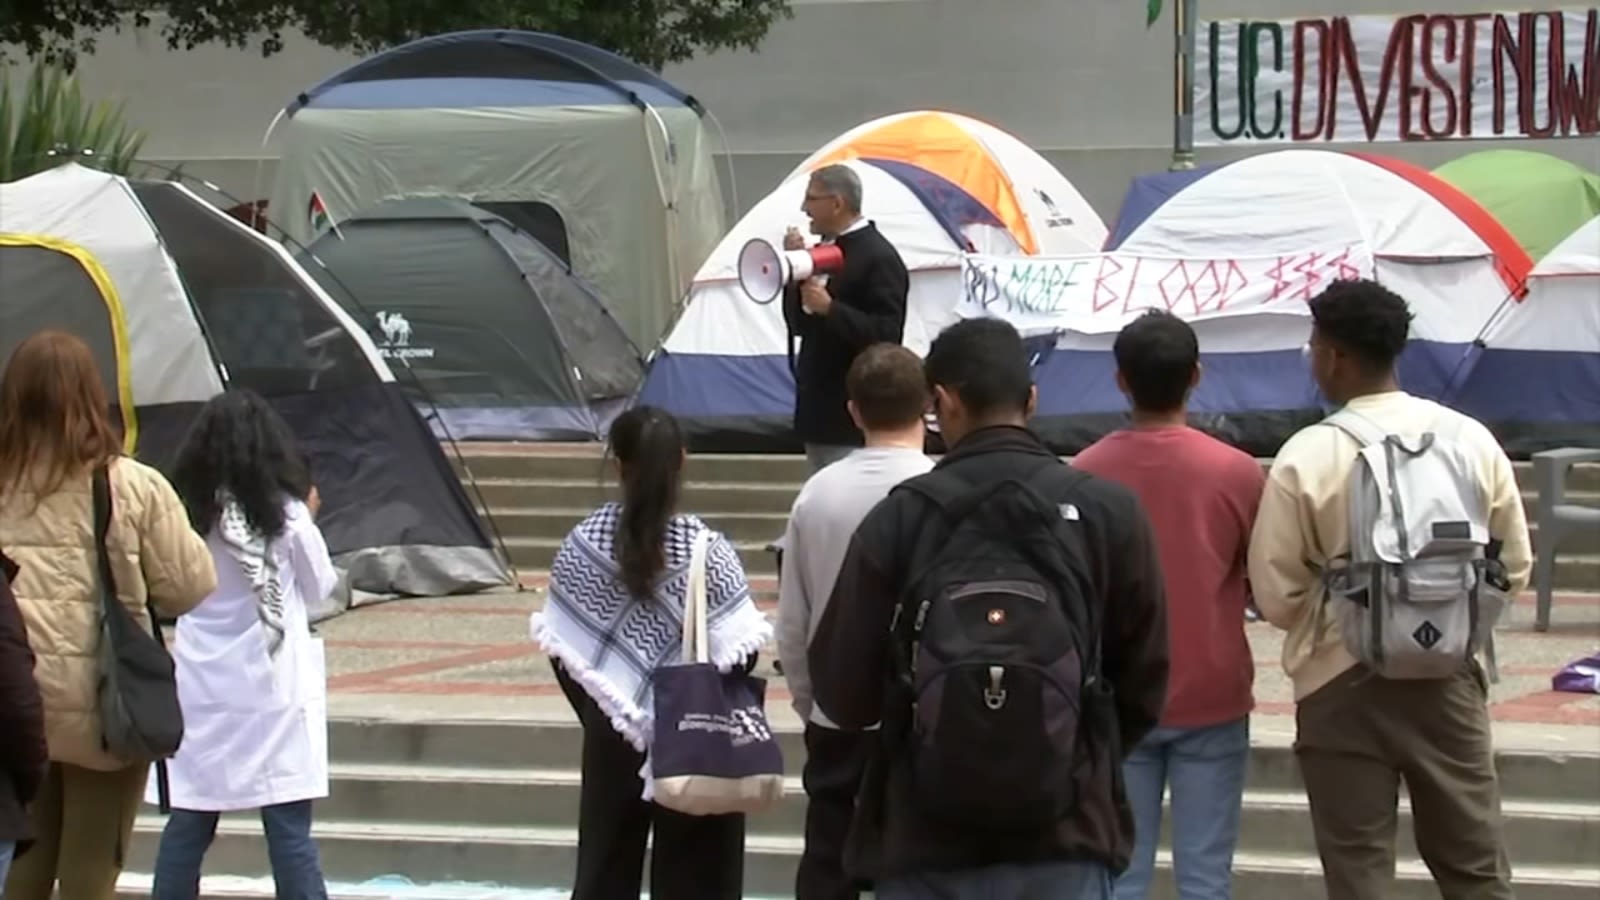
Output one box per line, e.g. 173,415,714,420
1435,150,1600,263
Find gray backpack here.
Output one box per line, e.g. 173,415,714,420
1320,405,1507,681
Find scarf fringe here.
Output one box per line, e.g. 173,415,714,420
529,611,652,752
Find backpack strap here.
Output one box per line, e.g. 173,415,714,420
1322,407,1387,448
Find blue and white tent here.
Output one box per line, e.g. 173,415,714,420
637,154,1104,451
266,30,726,350
1036,149,1537,455
1451,215,1600,454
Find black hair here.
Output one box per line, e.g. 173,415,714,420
1309,279,1414,371
1113,309,1199,413
923,318,1033,419
170,388,312,539
608,405,685,599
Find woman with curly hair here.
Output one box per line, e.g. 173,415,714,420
0,331,216,900
151,388,339,900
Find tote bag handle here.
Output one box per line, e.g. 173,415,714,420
680,530,712,665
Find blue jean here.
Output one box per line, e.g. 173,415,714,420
151,800,327,900
0,838,14,887
1115,717,1250,900
878,860,1113,899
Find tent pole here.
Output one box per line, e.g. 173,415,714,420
1170,0,1198,171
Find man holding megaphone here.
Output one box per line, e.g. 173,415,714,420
780,164,910,472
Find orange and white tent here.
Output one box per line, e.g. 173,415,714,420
789,110,1106,256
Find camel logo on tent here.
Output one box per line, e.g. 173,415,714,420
1035,189,1075,229
374,311,434,360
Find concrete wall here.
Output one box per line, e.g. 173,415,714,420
7,0,1596,224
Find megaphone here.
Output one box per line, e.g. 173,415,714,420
737,238,846,306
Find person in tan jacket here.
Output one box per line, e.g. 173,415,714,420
1247,281,1531,900
0,331,217,900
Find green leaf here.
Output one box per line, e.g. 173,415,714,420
1147,0,1163,27
1,60,147,182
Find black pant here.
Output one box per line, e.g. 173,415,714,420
554,663,746,900
797,724,873,900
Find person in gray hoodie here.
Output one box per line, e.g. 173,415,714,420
777,343,934,900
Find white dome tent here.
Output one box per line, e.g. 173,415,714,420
0,164,513,604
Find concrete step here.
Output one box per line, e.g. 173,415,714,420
450,448,1600,496
480,500,1600,556
120,818,1600,900
324,719,1600,806
454,450,814,485
273,764,1599,869
498,527,1600,590
468,477,1599,521
503,535,784,576
487,507,791,544
470,477,800,514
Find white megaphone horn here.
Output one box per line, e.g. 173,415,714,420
737,238,846,306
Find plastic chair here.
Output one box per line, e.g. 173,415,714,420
1532,447,1600,632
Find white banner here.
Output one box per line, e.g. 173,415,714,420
1194,8,1599,145
958,247,1376,334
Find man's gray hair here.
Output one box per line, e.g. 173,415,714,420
811,164,863,214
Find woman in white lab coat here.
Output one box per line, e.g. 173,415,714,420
151,389,339,900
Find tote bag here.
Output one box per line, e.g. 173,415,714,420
651,530,784,816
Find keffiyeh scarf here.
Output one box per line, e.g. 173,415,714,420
530,503,772,797
217,493,287,658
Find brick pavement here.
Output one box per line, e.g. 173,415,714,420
318,585,1600,731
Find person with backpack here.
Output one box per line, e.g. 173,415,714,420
1248,279,1531,900
1073,310,1265,900
808,317,1169,899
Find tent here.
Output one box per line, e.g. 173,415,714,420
791,110,1108,255
266,29,726,350
1434,150,1600,263
637,143,1105,450
0,164,513,601
297,197,644,441
1451,215,1600,454
1069,149,1534,455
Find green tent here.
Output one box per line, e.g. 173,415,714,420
1435,150,1600,263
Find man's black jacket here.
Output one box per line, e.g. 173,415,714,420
783,222,909,446
808,426,1170,879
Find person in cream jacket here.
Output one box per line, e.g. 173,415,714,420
1248,280,1531,900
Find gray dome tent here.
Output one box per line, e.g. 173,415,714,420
296,197,644,441
266,29,727,350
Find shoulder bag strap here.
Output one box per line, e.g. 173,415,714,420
93,464,174,814
93,466,166,650
681,529,713,665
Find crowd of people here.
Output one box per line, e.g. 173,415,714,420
0,332,337,899
0,162,1535,900
531,162,1532,900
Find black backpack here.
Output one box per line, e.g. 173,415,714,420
888,458,1104,832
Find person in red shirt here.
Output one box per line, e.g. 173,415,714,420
1073,310,1264,900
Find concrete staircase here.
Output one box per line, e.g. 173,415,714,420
112,444,1600,898
121,716,1600,898
453,445,1600,591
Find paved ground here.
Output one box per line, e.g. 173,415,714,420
320,580,1600,752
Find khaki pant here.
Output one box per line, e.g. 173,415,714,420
1295,664,1513,900
3,762,147,900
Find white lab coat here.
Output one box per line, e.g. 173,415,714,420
146,498,339,811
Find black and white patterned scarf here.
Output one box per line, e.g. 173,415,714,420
531,504,771,789
216,493,286,658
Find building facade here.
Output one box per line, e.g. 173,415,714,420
7,0,1596,223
